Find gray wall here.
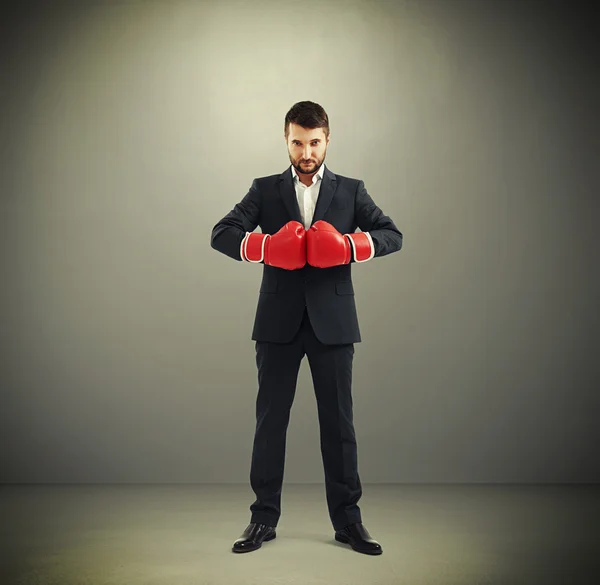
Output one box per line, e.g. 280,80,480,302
1,0,597,483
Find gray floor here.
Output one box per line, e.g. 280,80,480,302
1,484,598,585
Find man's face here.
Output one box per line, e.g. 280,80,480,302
285,123,330,176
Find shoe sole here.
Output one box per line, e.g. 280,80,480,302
335,533,383,555
232,531,276,553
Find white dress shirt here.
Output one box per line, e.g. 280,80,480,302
290,163,326,230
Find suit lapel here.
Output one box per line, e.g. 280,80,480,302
311,166,336,225
278,164,337,227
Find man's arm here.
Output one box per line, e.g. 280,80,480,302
210,179,261,261
351,179,403,261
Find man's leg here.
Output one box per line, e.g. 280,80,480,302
305,326,362,531
249,329,305,527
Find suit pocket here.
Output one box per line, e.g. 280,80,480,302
335,281,354,295
330,197,348,210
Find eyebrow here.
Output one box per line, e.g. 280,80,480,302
292,139,321,143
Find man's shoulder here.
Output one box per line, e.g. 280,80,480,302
254,172,283,185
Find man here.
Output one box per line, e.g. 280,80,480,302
210,101,403,555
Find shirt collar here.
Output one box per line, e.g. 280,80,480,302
291,162,326,185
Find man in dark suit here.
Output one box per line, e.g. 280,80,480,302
210,101,403,555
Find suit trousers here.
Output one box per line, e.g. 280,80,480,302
249,306,363,532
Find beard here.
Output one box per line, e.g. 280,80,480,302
291,156,323,175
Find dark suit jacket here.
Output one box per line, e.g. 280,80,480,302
210,165,403,344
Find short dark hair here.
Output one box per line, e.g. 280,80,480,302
284,101,330,140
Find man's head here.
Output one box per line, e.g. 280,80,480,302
284,101,330,179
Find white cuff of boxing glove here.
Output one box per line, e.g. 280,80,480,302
241,232,268,263
345,231,375,262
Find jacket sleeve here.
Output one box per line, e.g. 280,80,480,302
352,179,403,260
210,179,262,261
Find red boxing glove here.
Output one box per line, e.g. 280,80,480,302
307,220,375,268
241,221,306,270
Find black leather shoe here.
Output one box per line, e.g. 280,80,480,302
232,522,277,553
335,522,383,555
